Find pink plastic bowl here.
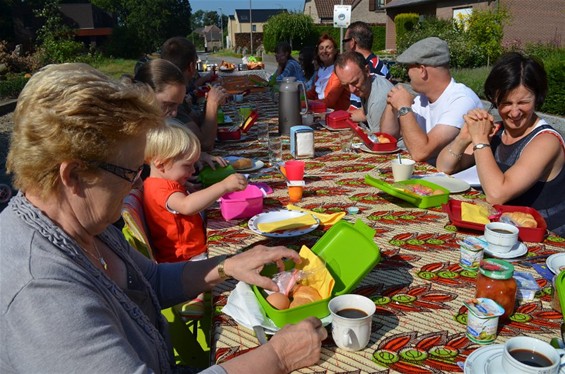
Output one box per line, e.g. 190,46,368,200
220,184,264,220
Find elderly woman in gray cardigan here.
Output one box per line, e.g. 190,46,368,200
0,63,326,373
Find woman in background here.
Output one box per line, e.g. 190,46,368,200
306,33,349,111
436,52,565,236
271,41,306,84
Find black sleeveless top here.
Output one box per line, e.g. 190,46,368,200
490,121,565,237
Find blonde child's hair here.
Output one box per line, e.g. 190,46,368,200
145,120,201,166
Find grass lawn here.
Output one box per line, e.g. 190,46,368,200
92,58,138,79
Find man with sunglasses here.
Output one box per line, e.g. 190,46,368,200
386,37,482,165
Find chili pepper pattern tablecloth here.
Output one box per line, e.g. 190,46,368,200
205,90,565,373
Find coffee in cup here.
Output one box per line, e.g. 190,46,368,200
502,336,565,374
328,294,376,351
484,222,519,253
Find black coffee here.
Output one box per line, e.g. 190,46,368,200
492,228,513,234
336,308,367,318
509,349,553,367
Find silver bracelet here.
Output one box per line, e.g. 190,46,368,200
448,147,463,160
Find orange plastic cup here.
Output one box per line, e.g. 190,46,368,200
287,180,305,203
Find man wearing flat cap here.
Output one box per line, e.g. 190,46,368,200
387,37,482,165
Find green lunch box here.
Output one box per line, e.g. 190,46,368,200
555,271,565,320
197,164,235,187
252,219,381,328
365,175,449,208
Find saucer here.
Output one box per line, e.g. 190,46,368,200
464,344,504,374
480,236,528,259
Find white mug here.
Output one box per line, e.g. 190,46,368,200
328,294,376,351
484,222,519,253
391,158,415,182
502,336,565,374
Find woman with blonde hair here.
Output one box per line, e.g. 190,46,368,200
1,63,327,373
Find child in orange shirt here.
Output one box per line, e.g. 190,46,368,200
143,122,247,315
144,122,247,262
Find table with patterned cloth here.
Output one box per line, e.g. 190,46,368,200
205,89,565,373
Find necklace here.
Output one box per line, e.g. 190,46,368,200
84,239,108,271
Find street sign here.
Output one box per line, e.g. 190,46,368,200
333,5,351,28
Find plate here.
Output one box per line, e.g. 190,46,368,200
352,143,401,154
480,236,528,259
464,344,504,374
320,122,350,132
225,156,264,172
547,253,565,274
248,210,320,238
421,176,470,193
312,108,334,117
219,67,235,72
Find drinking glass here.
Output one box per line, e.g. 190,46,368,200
268,136,283,166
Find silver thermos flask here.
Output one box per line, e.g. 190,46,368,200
278,77,308,135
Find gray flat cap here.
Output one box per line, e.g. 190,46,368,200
396,37,450,66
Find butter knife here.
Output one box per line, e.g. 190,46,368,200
253,325,268,345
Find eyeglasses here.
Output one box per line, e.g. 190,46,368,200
96,161,144,184
342,38,353,43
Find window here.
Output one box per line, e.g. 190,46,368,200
252,25,256,32
453,7,472,30
370,0,385,10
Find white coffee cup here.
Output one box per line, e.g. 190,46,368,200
391,158,415,182
502,336,565,374
484,222,519,253
328,294,376,351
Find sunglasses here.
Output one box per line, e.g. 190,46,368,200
96,161,144,184
342,38,353,43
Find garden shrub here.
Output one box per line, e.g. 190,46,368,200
0,74,29,99
540,55,565,116
263,13,317,52
394,13,419,47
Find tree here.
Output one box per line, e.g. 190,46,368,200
263,12,316,52
92,0,191,58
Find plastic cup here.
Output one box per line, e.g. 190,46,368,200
287,180,305,203
284,160,305,181
391,158,415,182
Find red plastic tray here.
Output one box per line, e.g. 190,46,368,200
345,120,397,151
443,200,547,242
326,110,350,129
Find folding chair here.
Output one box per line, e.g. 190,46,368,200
122,188,210,367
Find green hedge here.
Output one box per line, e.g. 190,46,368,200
0,75,28,99
542,57,565,115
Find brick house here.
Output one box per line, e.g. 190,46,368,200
384,0,564,50
196,25,222,52
304,0,387,25
227,9,286,53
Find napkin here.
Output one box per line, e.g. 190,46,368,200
257,213,318,233
295,245,334,298
223,281,279,333
461,202,490,224
286,204,346,227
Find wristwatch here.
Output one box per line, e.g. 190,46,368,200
473,143,491,151
397,106,413,118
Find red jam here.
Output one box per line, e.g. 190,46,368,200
475,259,517,320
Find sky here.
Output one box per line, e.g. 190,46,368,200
189,0,305,16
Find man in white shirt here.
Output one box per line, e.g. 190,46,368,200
386,37,482,165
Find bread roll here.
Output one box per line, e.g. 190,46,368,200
231,157,253,170
289,285,322,308
500,212,537,228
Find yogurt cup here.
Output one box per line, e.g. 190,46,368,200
459,236,486,270
464,297,504,344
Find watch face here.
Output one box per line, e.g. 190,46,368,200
398,107,411,117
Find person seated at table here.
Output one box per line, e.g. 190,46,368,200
334,51,397,136
386,37,483,165
143,121,247,264
299,45,317,90
436,52,565,236
1,62,327,373
306,33,350,111
127,58,226,170
161,36,230,152
271,41,306,84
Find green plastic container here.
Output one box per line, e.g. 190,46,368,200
197,164,235,187
252,219,381,327
555,271,565,320
365,175,449,208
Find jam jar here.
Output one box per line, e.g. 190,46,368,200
475,258,517,319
